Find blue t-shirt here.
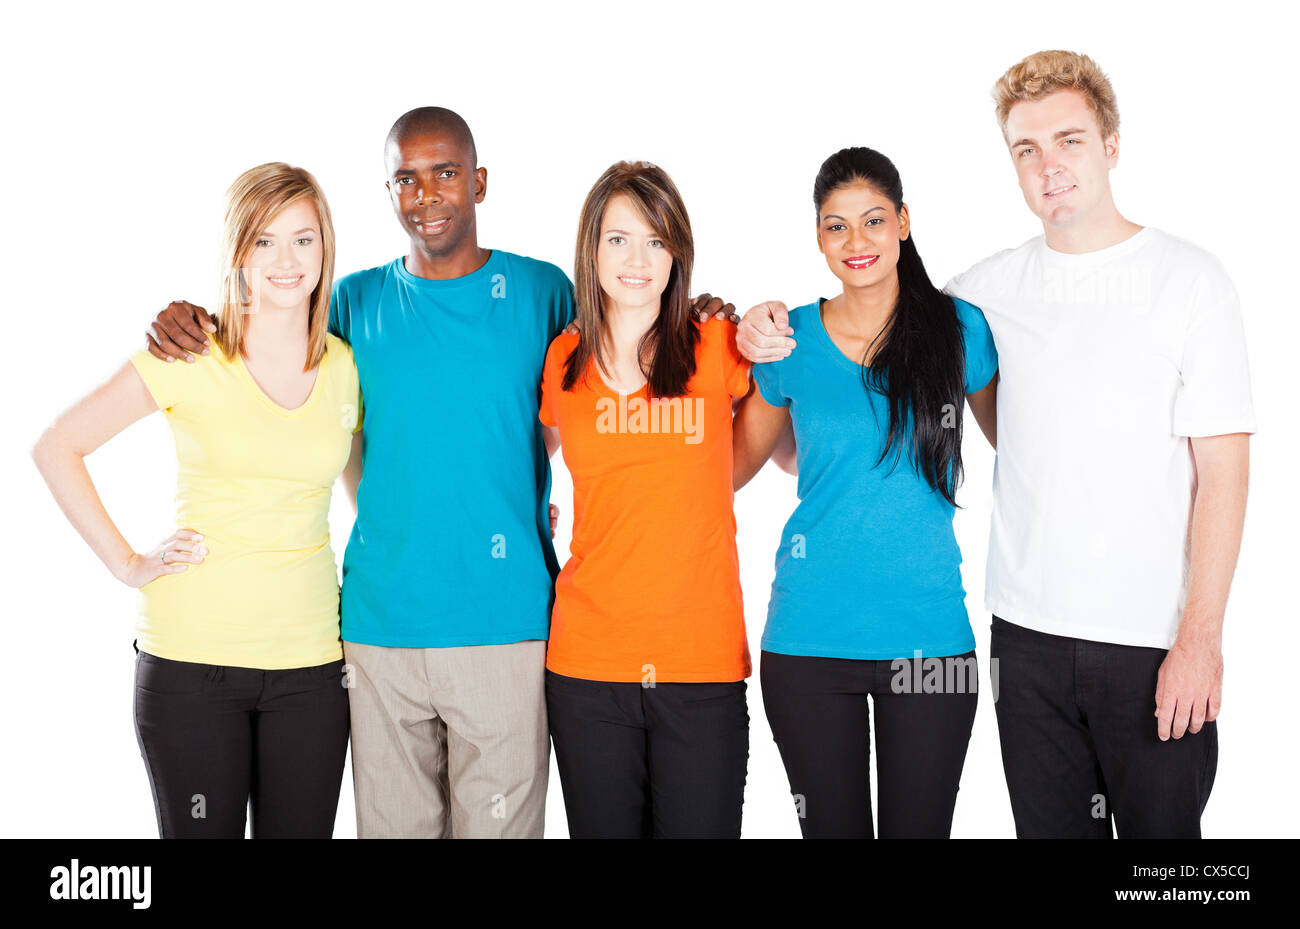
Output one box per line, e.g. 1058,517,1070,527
330,251,575,647
752,297,997,660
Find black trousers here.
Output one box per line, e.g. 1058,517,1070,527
991,616,1217,838
760,649,979,838
132,646,350,838
545,671,749,838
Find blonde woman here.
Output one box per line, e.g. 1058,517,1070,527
33,163,362,838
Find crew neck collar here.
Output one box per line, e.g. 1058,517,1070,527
1039,226,1151,265
394,249,498,288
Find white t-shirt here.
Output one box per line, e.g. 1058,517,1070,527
946,227,1256,649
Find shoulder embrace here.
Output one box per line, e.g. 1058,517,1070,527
781,300,817,334
697,313,735,339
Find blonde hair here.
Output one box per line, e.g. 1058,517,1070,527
217,162,336,369
993,50,1120,141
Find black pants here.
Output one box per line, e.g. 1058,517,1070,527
545,671,749,838
991,616,1217,838
132,647,350,838
760,649,979,838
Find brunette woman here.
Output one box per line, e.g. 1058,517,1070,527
540,161,752,838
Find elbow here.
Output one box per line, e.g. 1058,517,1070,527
32,426,81,475
732,459,755,492
31,428,56,472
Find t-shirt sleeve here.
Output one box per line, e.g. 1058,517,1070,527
955,298,998,394
129,342,205,411
329,279,348,342
943,268,979,308
343,344,364,434
718,320,752,398
550,271,576,339
751,358,789,408
1172,265,1257,437
538,338,565,427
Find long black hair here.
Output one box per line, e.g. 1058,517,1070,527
814,147,966,505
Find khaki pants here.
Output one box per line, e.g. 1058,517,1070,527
343,639,549,838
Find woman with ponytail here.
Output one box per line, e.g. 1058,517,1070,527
732,147,998,838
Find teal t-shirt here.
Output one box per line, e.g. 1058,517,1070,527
330,251,575,647
752,297,997,660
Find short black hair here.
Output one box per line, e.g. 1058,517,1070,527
385,107,477,166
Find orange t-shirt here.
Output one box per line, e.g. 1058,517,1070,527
539,318,752,683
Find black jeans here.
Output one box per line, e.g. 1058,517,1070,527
545,671,749,838
760,649,979,838
990,616,1218,838
132,646,350,838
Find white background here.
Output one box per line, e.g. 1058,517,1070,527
3,0,1296,838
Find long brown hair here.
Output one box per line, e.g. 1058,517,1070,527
217,162,336,369
563,161,698,397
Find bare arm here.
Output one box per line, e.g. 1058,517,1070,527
31,362,207,587
1155,432,1249,740
966,371,998,450
539,425,562,537
769,416,797,475
543,424,561,459
341,430,363,513
733,383,793,490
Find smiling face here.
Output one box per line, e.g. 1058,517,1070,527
816,181,909,291
596,193,674,314
384,129,486,260
241,199,322,312
1005,88,1119,231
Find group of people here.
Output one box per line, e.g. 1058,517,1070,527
33,48,1254,839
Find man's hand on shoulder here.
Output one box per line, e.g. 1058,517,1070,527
147,301,217,363
737,301,796,363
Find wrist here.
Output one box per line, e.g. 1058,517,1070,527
1171,623,1223,655
112,551,140,585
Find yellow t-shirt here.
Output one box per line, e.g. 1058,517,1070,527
129,332,362,669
